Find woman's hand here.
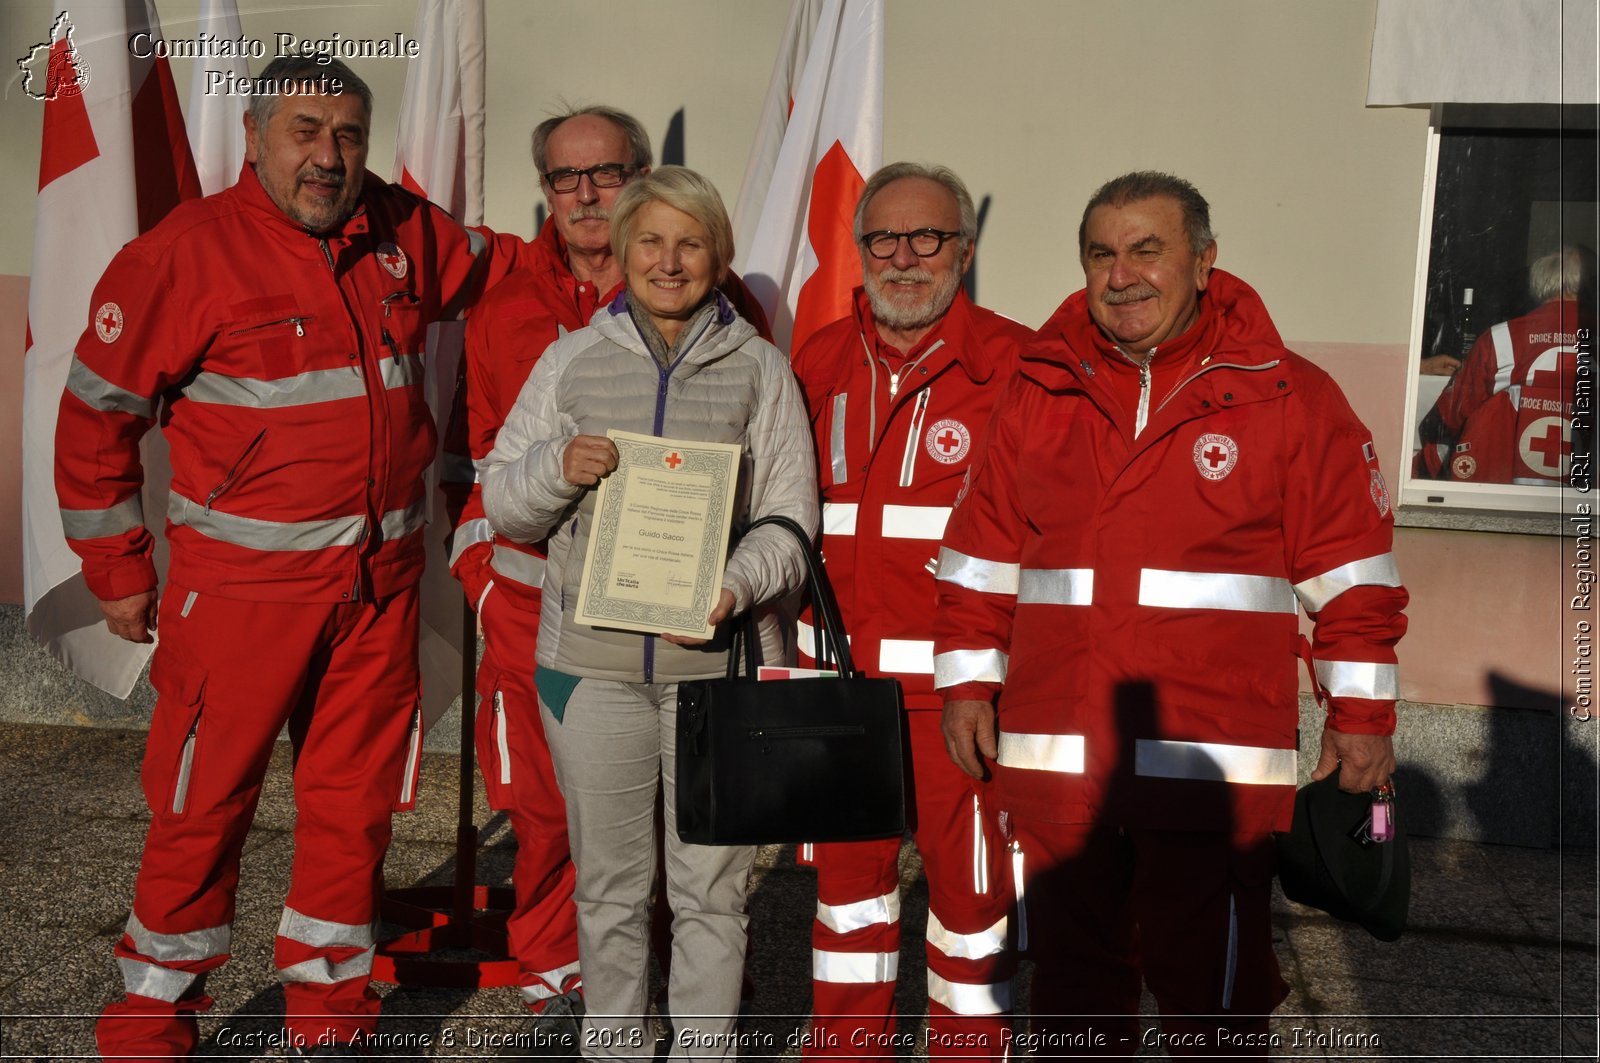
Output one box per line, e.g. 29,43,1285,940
562,435,619,486
660,589,736,647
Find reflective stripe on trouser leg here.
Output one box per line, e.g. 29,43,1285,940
807,835,904,1058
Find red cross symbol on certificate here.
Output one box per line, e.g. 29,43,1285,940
664,452,683,470
1203,444,1230,469
935,429,963,454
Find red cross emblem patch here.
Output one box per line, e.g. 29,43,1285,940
924,419,971,465
1370,469,1391,516
1193,433,1237,481
94,302,124,343
376,242,408,279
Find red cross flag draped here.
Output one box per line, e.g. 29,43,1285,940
392,0,487,728
186,0,250,196
732,0,884,355
21,0,200,696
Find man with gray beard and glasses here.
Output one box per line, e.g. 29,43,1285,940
441,105,768,1047
790,162,1034,1061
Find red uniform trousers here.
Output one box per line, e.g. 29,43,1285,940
807,711,1013,1061
98,584,424,1061
1010,817,1288,1058
472,581,581,1008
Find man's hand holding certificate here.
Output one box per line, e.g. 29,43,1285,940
574,429,742,640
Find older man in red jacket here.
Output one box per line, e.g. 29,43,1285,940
793,162,1032,1061
935,171,1408,1056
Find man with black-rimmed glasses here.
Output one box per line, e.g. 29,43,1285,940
791,162,1034,1061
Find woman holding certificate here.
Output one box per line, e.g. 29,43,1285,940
482,166,817,1060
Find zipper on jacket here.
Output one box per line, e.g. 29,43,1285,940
1153,358,1283,417
899,386,933,487
1114,347,1156,438
318,238,336,271
381,290,418,317
228,316,312,338
205,429,266,513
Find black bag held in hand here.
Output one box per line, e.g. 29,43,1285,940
676,514,907,846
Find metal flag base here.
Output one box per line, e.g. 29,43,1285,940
372,596,521,989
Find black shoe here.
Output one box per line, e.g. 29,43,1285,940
498,988,584,1058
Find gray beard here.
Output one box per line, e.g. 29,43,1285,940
865,270,960,333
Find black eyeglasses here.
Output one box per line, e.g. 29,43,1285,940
542,163,635,193
860,228,963,259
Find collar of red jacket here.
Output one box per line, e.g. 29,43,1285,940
850,284,999,383
1027,269,1287,387
234,161,378,241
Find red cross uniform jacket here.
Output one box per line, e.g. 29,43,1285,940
793,287,1034,710
443,218,772,613
931,271,1408,834
1415,298,1590,484
55,164,523,604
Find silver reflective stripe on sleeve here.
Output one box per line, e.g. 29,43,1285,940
1138,569,1297,614
380,500,428,542
881,505,951,540
997,732,1085,774
447,517,493,568
1490,321,1515,394
830,393,849,484
933,648,1008,687
185,365,364,408
1134,739,1297,786
812,949,897,983
491,543,546,586
278,907,376,949
379,353,426,388
60,494,145,540
816,889,900,934
1293,553,1402,613
1314,659,1400,700
439,450,478,486
67,356,155,418
822,502,858,536
119,958,203,1002
927,971,1012,1016
926,911,1006,960
935,548,1020,595
879,639,934,675
126,912,230,962
1018,567,1094,606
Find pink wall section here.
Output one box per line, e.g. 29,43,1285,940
1,275,27,605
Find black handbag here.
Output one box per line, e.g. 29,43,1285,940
675,514,907,846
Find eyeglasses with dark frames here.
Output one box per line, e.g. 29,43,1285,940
859,228,963,259
541,163,636,194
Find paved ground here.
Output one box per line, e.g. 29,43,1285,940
0,721,1594,1060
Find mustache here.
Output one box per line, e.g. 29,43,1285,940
568,205,609,224
876,267,933,285
1101,284,1158,305
297,166,345,187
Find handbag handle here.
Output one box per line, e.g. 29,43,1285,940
738,514,858,678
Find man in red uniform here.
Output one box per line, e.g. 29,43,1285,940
935,172,1408,1056
1416,246,1594,484
792,162,1030,1060
54,56,524,1060
443,105,769,1034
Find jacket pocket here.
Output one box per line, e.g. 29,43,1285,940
225,297,315,380
205,429,266,513
145,645,208,820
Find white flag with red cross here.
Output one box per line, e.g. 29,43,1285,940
391,0,488,728
186,0,250,196
733,0,884,355
21,0,200,696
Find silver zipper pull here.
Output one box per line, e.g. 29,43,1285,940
889,370,900,398
293,318,305,337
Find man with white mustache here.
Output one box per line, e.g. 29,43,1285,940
934,171,1407,1055
442,106,767,1044
791,163,1033,1060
